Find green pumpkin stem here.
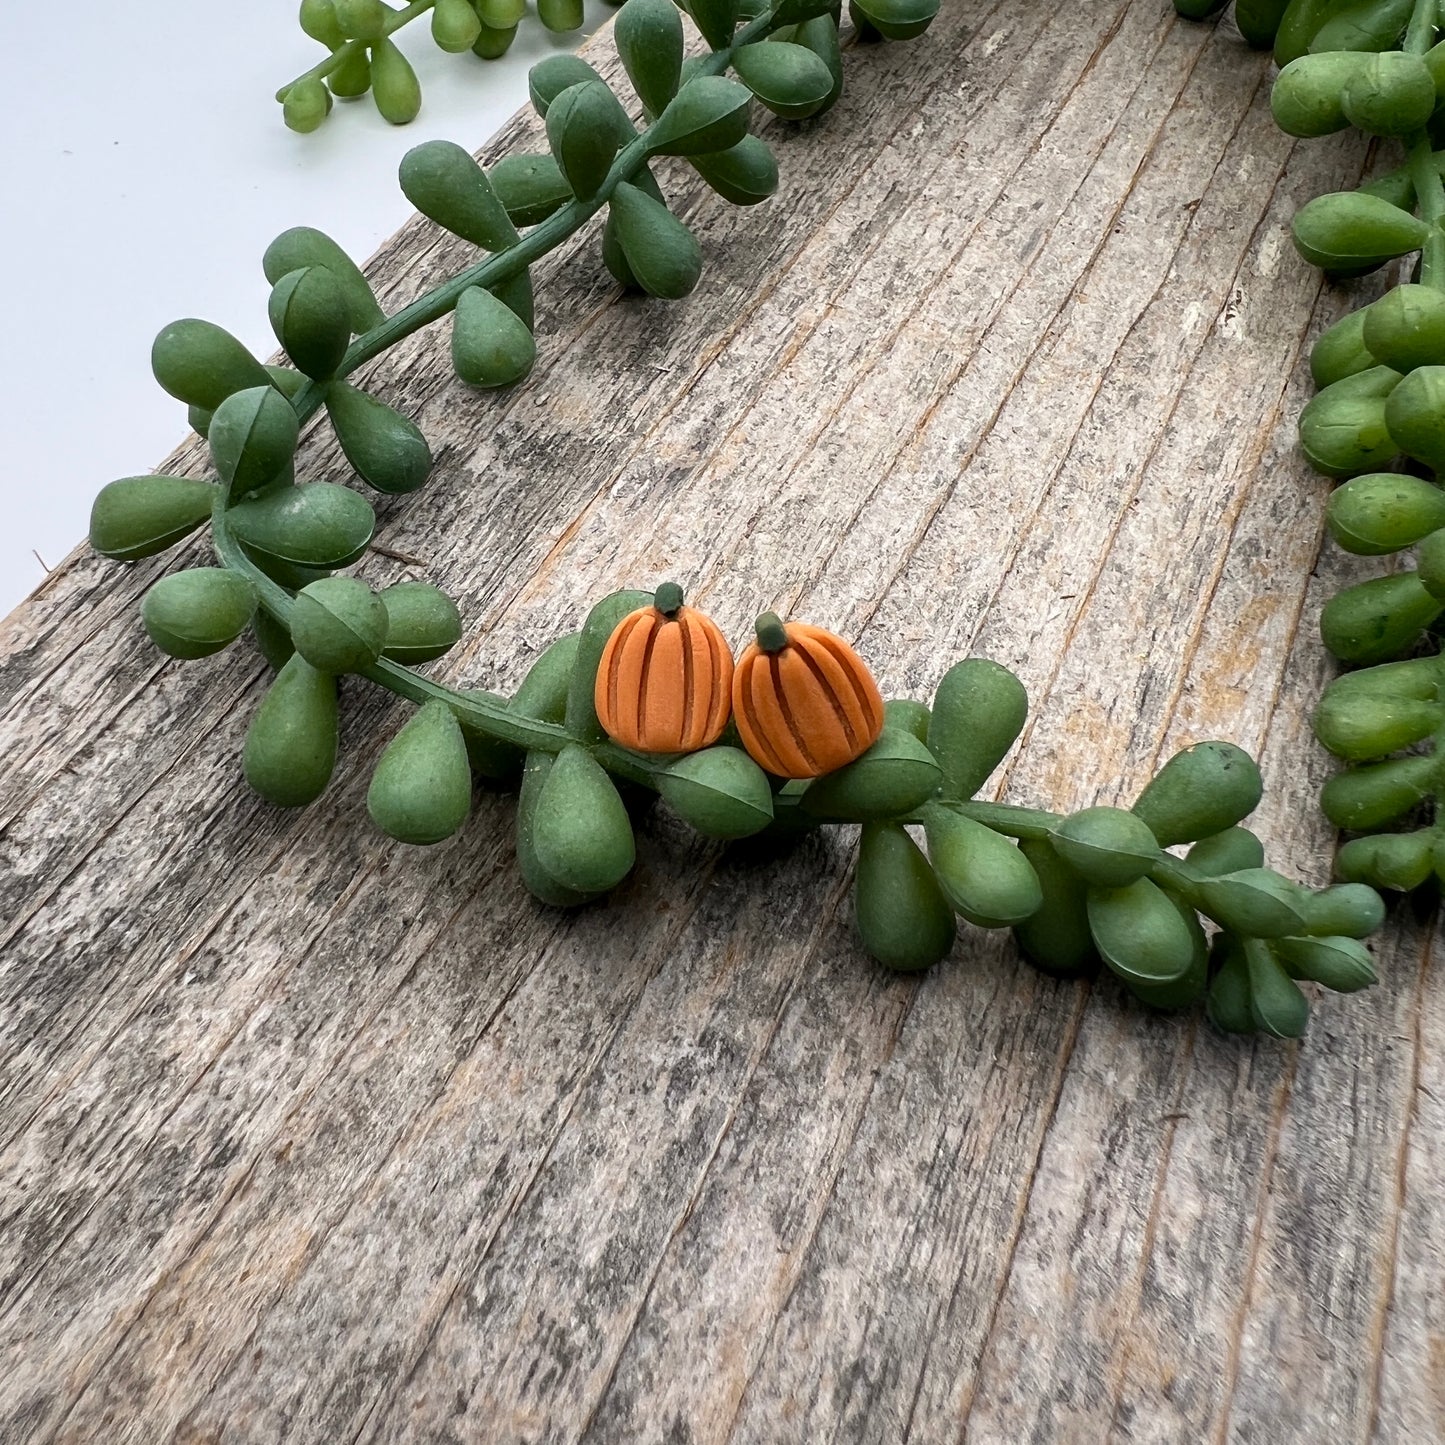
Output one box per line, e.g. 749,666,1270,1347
755,612,789,653
654,581,685,618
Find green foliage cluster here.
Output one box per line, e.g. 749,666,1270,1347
90,0,1383,1039
275,0,916,131
1176,0,1445,901
278,0,605,132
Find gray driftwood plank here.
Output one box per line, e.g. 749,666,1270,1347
1,2,1440,1442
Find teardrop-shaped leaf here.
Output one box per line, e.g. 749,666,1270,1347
432,0,483,51
379,581,464,664
1320,753,1437,831
327,44,371,98
227,482,376,569
602,213,639,288
538,0,585,32
546,80,628,199
785,14,843,114
515,752,589,906
1309,305,1376,390
851,0,939,39
564,588,656,742
90,476,215,561
1051,806,1160,887
608,181,702,299
532,743,636,894
923,805,1042,928
1292,191,1430,273
615,0,685,115
263,226,384,333
1320,571,1443,665
477,0,525,28
253,610,295,671
659,747,774,839
268,266,352,380
1012,837,1098,977
801,730,942,820
151,319,272,411
1335,830,1434,892
489,154,575,227
1385,364,1445,474
646,76,752,157
367,700,473,844
336,0,388,39
1245,938,1310,1039
1197,868,1311,939
300,0,347,46
689,134,779,205
1120,892,1209,1011
1206,935,1257,1034
1298,881,1385,939
1087,877,1195,987
689,0,741,49
731,41,834,119
283,77,334,133
399,139,519,250
1273,935,1377,993
885,698,931,743
855,822,957,972
370,37,422,124
291,576,389,673
1131,740,1263,847
142,567,258,660
926,658,1028,800
325,381,433,494
451,284,537,388
1185,827,1265,878
528,54,604,116
208,385,300,499
514,632,583,724
244,654,339,808
471,18,517,54
266,365,308,400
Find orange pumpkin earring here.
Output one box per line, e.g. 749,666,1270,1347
594,582,735,753
732,613,885,778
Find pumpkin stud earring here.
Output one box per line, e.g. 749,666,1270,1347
594,582,735,753
732,612,885,779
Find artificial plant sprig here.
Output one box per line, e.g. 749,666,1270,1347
89,0,1378,1039
278,0,604,133
259,0,835,450
273,0,899,131
1171,0,1445,897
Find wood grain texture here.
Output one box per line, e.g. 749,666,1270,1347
1,2,1440,1441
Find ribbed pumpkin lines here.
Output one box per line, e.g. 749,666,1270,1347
594,597,734,753
732,618,884,778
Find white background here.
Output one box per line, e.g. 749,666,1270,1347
0,1,602,618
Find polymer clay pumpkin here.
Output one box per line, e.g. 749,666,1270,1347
732,613,885,778
594,582,734,753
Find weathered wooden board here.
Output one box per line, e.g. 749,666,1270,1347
1,1,1441,1440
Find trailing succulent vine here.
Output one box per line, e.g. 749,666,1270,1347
275,0,904,130
87,0,1391,1041
278,0,608,132
1173,0,1445,896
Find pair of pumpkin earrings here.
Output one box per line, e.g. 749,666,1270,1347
594,582,886,779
